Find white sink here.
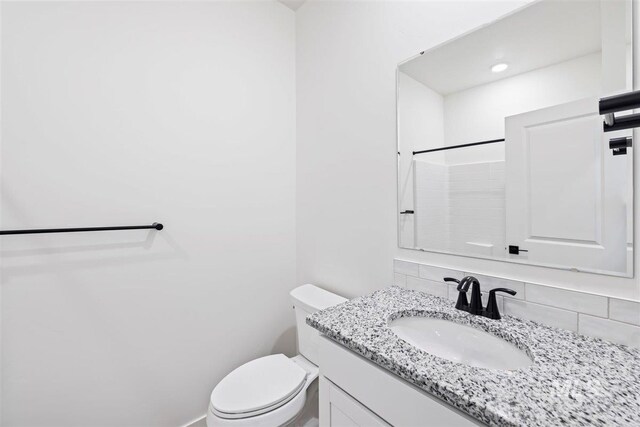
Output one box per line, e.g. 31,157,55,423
388,316,533,371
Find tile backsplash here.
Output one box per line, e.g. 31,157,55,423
394,259,640,348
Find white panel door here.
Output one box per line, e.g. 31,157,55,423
505,97,630,274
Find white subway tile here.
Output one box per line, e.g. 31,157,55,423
406,276,448,298
503,299,578,332
446,283,458,302
418,264,463,282
578,314,640,348
525,284,607,318
393,259,419,277
400,261,638,347
463,273,525,300
490,163,505,180
393,273,407,287
609,299,640,326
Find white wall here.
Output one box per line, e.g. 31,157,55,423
296,0,639,301
443,52,602,164
1,2,295,426
398,72,445,159
397,72,444,247
0,2,3,420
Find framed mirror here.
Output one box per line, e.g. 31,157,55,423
397,0,634,277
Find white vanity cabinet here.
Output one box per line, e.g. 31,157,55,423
320,377,390,427
318,336,484,427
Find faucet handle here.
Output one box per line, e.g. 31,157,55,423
444,277,472,310
485,288,517,320
443,277,461,289
490,288,517,297
444,276,471,292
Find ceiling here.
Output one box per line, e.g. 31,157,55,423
399,0,603,95
277,0,307,11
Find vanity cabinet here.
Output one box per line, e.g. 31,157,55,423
321,377,390,427
318,336,483,427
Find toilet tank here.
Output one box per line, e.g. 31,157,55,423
290,284,346,365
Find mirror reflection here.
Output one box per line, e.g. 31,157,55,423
397,0,633,276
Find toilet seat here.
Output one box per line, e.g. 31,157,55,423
207,355,319,427
210,354,308,419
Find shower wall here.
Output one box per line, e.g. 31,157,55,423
414,159,506,257
414,160,449,251
447,161,506,257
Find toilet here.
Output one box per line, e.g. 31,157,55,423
206,284,346,427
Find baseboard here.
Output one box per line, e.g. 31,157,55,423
181,414,206,427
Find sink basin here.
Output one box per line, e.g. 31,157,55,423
388,316,533,370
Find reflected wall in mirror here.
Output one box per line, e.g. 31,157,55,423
397,0,633,277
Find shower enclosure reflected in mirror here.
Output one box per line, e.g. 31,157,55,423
397,0,634,277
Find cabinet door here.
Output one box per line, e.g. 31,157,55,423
320,376,390,427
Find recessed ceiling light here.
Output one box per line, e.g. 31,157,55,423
491,63,508,73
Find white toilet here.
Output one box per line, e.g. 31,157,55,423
206,284,346,427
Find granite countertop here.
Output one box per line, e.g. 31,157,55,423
307,286,640,427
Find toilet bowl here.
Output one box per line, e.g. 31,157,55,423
207,284,346,427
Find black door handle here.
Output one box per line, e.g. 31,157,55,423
508,245,528,255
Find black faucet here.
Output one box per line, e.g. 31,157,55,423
444,276,516,320
444,277,468,310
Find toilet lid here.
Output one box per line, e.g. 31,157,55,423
210,354,307,417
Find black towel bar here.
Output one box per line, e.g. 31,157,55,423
0,222,163,236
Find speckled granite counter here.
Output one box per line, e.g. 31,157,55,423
307,286,640,427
